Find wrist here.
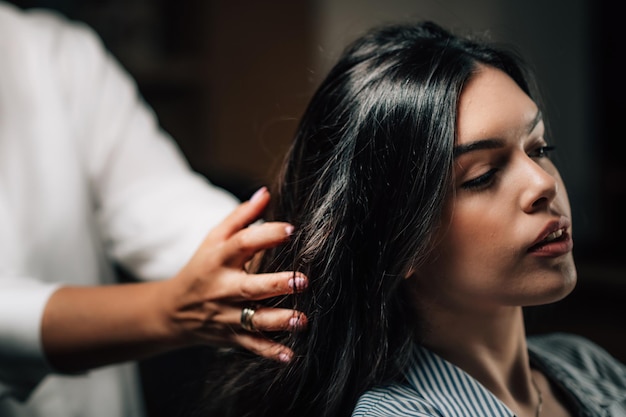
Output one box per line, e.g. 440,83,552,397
148,276,205,349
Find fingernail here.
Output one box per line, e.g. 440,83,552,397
249,186,267,203
285,224,295,236
289,316,303,330
288,275,307,291
278,351,292,363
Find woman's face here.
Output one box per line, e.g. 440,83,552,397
415,65,576,313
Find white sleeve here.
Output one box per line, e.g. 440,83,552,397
53,11,239,279
0,277,59,401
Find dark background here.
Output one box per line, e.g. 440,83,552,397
5,1,625,416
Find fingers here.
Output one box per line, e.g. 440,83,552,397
221,221,295,268
208,269,307,302
249,307,307,332
176,186,309,363
237,271,308,301
239,306,307,332
208,303,307,332
208,187,271,242
203,186,296,269
231,307,307,363
233,334,294,363
203,304,307,363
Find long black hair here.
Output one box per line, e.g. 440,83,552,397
193,21,538,417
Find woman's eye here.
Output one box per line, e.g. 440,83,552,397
461,168,498,191
528,145,555,159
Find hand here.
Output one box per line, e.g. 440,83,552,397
160,187,308,362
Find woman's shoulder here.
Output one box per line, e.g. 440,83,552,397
528,332,626,386
528,332,622,365
352,384,441,417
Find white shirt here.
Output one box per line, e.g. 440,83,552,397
0,3,238,416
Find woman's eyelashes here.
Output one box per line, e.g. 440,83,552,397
461,168,498,191
528,145,555,159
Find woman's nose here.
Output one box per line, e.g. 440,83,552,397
518,156,558,213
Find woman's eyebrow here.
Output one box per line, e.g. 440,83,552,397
453,111,543,159
453,138,505,158
527,110,543,134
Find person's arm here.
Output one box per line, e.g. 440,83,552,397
41,10,307,372
52,4,307,355
0,4,305,400
42,189,307,373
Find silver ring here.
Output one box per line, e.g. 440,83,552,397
240,307,256,332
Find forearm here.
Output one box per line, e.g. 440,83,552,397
40,192,309,374
41,281,178,373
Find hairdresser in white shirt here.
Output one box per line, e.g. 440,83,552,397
0,3,308,416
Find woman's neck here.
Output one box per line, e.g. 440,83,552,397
418,305,540,416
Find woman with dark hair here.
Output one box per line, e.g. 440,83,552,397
194,21,626,417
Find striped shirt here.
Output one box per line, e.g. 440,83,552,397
353,333,626,416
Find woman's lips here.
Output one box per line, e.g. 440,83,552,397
527,217,573,257
527,230,573,257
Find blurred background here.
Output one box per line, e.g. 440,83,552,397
6,0,625,415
